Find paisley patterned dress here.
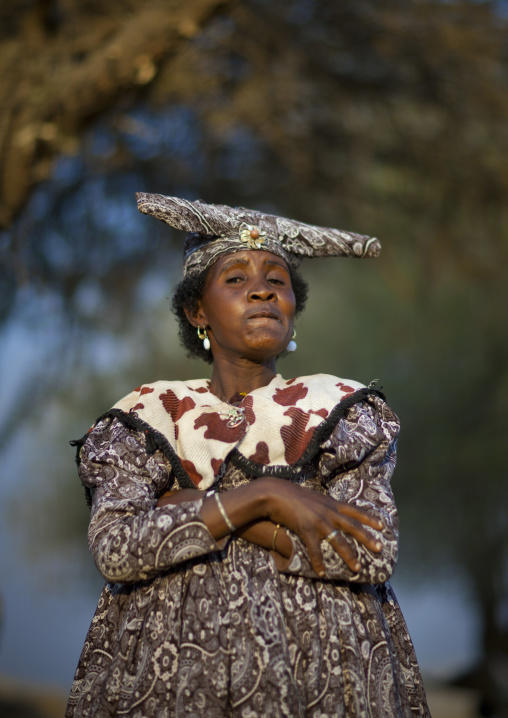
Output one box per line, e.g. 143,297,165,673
66,376,430,717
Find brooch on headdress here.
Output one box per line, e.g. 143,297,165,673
239,223,267,250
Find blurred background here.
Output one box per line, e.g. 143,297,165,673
0,0,507,716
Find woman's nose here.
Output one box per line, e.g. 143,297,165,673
248,281,276,301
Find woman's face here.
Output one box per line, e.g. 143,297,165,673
191,250,296,364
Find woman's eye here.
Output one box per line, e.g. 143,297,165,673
268,277,285,285
226,276,243,284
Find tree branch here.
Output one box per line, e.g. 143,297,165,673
0,0,235,228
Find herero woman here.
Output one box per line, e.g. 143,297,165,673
66,194,430,717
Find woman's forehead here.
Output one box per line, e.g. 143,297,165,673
211,250,290,275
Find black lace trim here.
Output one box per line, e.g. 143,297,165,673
69,409,195,508
70,387,385,505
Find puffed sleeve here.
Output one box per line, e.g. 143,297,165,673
78,416,222,584
282,394,399,584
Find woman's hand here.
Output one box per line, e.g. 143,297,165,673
158,480,384,578
234,519,293,561
258,478,384,577
157,489,293,562
157,489,202,507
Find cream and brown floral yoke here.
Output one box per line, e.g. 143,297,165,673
66,375,430,717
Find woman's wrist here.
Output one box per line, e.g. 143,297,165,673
199,479,273,539
220,478,277,526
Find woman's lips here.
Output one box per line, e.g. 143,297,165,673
247,310,280,320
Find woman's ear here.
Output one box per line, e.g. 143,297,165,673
184,302,208,329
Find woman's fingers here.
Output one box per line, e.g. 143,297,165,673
264,480,385,569
306,528,367,576
335,502,384,531
324,529,361,572
332,513,383,553
303,520,377,576
156,488,202,507
302,535,326,577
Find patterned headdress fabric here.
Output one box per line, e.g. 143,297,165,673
136,192,381,277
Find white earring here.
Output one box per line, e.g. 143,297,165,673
286,328,297,352
197,326,211,351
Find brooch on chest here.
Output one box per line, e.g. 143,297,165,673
220,406,246,428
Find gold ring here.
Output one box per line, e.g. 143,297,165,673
272,523,281,551
325,529,339,543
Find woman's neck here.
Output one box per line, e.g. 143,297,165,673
209,355,277,402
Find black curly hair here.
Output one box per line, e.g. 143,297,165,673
171,262,308,363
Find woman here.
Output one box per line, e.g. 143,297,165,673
66,194,430,717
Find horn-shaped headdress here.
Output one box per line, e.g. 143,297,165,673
136,192,381,276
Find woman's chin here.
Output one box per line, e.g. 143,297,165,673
242,338,288,362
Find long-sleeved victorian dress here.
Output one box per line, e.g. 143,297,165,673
66,373,430,718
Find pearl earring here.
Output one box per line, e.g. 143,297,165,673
197,326,211,351
286,328,297,352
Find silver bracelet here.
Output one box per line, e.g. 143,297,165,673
215,493,236,532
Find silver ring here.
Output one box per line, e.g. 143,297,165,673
325,529,339,543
